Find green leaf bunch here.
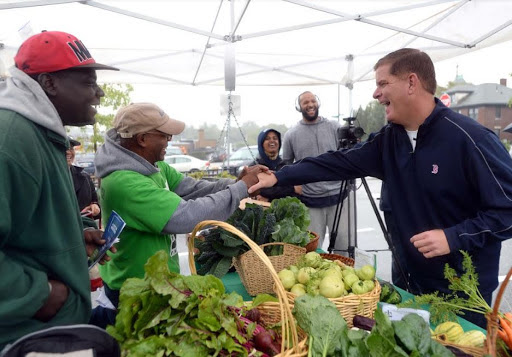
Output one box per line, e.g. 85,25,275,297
107,250,255,357
399,250,492,324
194,197,312,278
268,196,310,232
292,295,454,357
293,294,348,357
366,310,453,357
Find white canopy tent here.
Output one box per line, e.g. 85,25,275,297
1,0,512,89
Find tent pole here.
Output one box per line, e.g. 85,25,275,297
337,84,341,123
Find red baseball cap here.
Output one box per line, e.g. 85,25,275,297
14,31,118,74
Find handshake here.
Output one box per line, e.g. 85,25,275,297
237,165,278,196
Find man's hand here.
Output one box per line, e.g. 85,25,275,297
255,195,269,202
83,203,100,217
84,228,117,265
410,229,450,258
33,279,69,322
237,165,269,180
238,165,269,189
248,172,278,194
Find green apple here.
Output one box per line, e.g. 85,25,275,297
290,283,307,296
342,266,356,278
319,276,345,298
297,267,316,284
278,269,296,290
351,280,368,295
304,251,322,268
362,279,375,292
343,273,360,291
322,268,342,280
288,265,299,278
356,265,376,281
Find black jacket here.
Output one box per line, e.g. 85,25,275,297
70,165,99,218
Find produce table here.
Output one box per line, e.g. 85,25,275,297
220,272,486,333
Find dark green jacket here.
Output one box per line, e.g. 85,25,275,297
0,110,91,347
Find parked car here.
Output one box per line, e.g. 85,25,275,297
74,153,96,176
164,154,209,173
166,144,183,156
217,145,258,175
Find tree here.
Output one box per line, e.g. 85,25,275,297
91,83,133,151
356,100,386,140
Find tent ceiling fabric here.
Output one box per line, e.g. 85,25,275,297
1,0,512,88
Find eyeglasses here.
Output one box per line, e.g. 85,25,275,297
143,130,172,141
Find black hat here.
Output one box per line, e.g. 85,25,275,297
68,137,81,148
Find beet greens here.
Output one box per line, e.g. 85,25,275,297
107,250,271,356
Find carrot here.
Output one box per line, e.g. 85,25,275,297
505,312,512,327
498,328,509,345
499,316,512,350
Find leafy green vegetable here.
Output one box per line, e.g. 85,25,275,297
392,314,431,355
194,197,312,278
292,296,454,357
293,294,347,357
366,309,454,357
269,217,310,255
398,250,492,324
251,293,279,307
268,196,310,231
107,250,258,357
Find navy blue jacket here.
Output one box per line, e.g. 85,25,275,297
276,99,512,296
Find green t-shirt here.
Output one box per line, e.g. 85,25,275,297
98,162,184,290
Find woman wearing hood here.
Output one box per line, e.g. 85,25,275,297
252,128,301,201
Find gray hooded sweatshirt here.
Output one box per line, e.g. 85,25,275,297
282,116,342,201
95,129,249,233
0,67,67,137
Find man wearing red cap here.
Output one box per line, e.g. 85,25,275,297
0,31,117,348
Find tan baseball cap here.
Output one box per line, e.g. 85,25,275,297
114,103,185,138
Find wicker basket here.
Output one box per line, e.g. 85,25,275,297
319,253,355,267
433,266,512,357
283,253,381,328
304,231,319,252
435,339,485,357
233,242,306,296
188,220,308,357
485,265,512,356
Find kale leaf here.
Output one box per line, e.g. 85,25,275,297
293,294,347,357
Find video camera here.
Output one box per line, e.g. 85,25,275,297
337,116,365,149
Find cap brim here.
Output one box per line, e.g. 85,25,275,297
69,139,81,147
156,116,185,136
74,62,119,71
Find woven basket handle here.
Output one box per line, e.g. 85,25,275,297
486,266,512,356
187,220,301,354
257,242,306,255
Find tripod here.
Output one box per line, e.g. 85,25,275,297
327,124,412,292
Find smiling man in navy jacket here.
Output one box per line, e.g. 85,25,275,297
250,48,512,328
